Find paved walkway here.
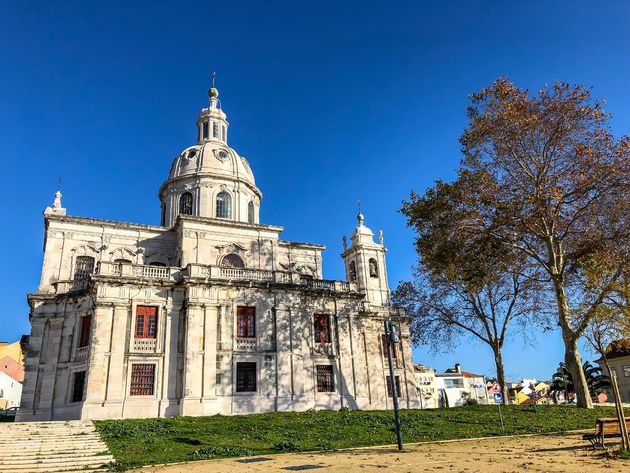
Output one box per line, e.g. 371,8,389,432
132,433,628,472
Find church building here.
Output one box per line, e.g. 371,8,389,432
17,84,419,421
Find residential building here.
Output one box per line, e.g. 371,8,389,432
0,340,25,409
413,364,438,409
17,83,419,421
598,340,630,403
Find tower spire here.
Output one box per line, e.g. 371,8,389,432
357,200,365,226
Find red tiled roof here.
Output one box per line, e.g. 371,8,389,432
461,370,484,378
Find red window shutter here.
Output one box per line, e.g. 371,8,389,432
237,306,256,338
135,306,158,339
314,315,331,343
79,314,92,348
381,334,397,359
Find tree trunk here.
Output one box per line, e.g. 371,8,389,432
563,335,592,408
604,360,630,450
493,346,508,405
554,280,593,408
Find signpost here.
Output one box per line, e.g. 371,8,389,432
493,384,505,432
384,320,403,451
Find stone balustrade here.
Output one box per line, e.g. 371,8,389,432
54,262,358,294
185,264,357,293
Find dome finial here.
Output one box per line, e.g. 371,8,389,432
208,72,219,100
357,200,365,226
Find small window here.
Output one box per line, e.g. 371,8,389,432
203,122,209,139
148,261,167,267
179,192,193,215
216,191,232,219
369,258,379,278
349,261,357,281
135,306,158,339
213,122,219,138
237,306,256,338
113,259,132,264
381,334,397,359
78,314,92,348
314,314,331,343
386,375,402,398
623,365,630,377
316,365,334,392
74,256,95,280
248,201,255,224
72,371,86,403
236,362,257,392
130,364,155,396
221,253,245,268
222,125,226,141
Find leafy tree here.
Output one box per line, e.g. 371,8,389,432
549,361,610,401
401,79,630,407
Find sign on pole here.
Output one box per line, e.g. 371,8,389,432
493,392,503,404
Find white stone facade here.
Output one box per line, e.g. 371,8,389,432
17,85,419,421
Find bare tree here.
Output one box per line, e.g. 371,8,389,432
402,79,630,407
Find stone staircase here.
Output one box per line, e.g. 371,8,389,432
0,420,114,472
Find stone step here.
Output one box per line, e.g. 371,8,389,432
0,420,113,472
1,433,101,440
0,454,114,465
1,461,113,473
0,446,109,457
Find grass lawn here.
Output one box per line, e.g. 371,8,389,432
95,405,627,469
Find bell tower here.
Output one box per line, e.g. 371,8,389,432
341,209,390,306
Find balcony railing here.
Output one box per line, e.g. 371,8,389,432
97,262,181,282
186,264,357,293
54,262,357,294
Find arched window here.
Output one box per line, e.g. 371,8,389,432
349,261,357,281
216,191,232,219
248,201,255,224
74,256,95,280
114,259,132,264
179,192,193,215
148,261,167,267
221,253,245,268
369,258,379,278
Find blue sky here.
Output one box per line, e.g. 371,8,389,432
2,1,630,381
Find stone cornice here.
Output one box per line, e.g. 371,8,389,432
44,215,169,233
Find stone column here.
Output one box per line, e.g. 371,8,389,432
201,304,218,412
101,303,130,415
83,303,114,416
180,302,204,415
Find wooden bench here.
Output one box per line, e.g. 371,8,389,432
583,417,630,449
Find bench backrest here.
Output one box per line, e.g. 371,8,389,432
596,417,630,436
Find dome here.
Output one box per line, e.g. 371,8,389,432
168,142,256,187
158,83,262,228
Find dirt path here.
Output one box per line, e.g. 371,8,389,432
131,433,627,472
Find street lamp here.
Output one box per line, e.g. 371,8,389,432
384,320,403,451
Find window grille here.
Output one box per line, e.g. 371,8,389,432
213,122,219,138
237,306,256,338
316,365,334,392
74,256,95,280
248,201,255,224
236,362,257,392
179,192,193,215
216,191,232,219
135,306,158,339
314,314,331,343
386,375,402,398
130,364,155,396
78,314,92,348
221,253,245,268
72,371,86,402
